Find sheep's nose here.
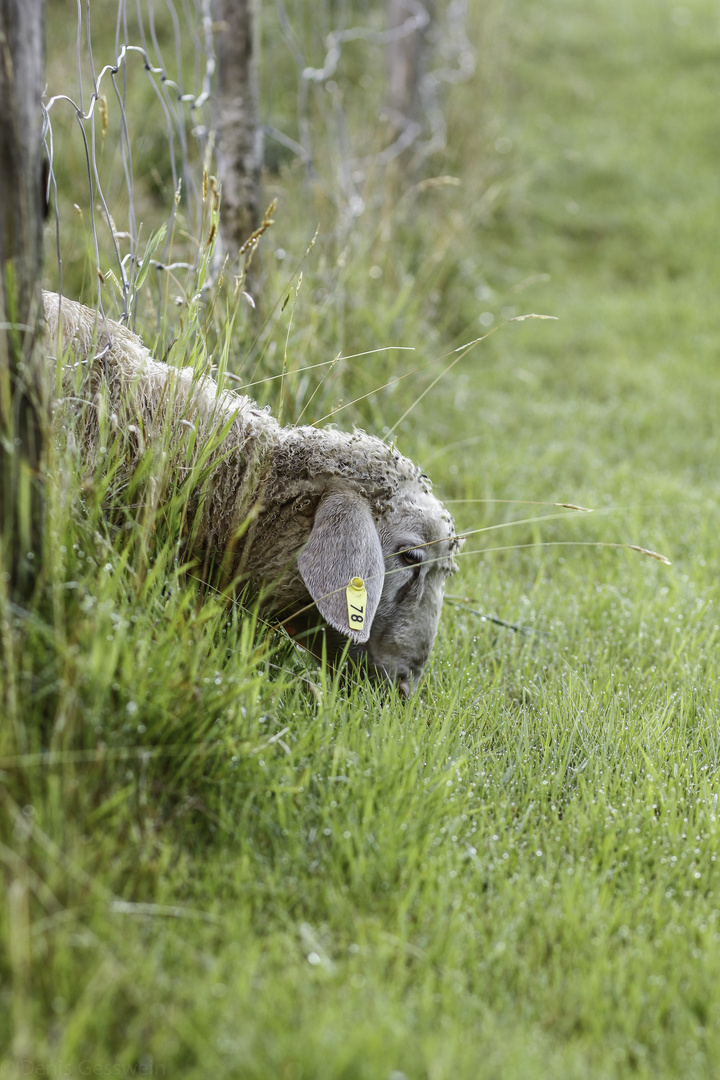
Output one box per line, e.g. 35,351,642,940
397,676,412,700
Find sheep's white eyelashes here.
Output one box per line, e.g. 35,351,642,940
42,290,460,694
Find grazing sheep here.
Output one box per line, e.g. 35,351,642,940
43,290,461,696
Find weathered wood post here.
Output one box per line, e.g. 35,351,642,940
213,0,263,260
386,0,434,163
0,0,46,601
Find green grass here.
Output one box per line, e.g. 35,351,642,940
3,0,720,1075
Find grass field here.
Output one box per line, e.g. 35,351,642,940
3,0,720,1076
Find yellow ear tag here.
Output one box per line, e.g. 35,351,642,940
346,576,367,631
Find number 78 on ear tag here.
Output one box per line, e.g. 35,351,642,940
346,576,367,631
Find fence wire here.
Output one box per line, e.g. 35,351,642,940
43,0,475,335
44,0,215,330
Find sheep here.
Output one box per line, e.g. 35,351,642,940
43,290,462,696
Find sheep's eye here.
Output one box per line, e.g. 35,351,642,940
398,547,424,568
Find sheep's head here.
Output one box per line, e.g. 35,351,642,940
290,482,461,696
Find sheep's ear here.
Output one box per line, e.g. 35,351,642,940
297,491,385,644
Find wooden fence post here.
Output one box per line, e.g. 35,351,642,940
0,0,46,601
213,0,263,262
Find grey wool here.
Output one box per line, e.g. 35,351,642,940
43,291,461,695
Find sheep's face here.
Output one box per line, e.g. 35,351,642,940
294,485,460,696
363,492,459,696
